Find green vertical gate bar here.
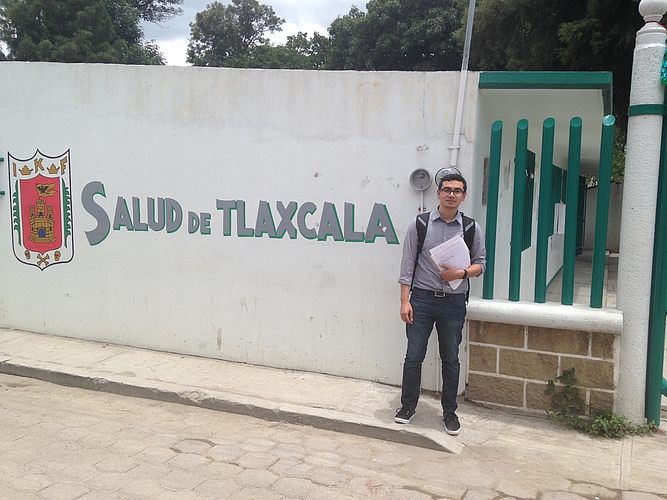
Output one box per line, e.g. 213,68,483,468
483,120,503,300
561,117,582,305
645,90,667,425
590,115,616,308
534,118,555,303
509,119,529,301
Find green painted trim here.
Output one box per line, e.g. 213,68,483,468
628,104,667,116
561,117,583,306
662,378,667,397
590,115,616,308
483,120,503,300
509,119,529,302
535,118,556,303
479,71,613,115
645,85,667,426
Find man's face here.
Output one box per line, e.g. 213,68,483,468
437,180,467,210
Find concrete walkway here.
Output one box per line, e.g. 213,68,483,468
1,328,666,497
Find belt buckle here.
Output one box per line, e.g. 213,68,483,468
434,291,446,298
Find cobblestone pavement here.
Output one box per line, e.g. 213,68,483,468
1,373,666,500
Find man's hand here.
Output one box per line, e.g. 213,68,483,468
400,300,413,324
438,264,464,282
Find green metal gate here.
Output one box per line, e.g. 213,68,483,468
645,87,667,426
482,115,616,307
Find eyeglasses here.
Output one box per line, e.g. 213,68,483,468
439,188,465,196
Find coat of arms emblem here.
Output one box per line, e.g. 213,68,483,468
8,150,73,270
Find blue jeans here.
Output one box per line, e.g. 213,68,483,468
401,288,466,413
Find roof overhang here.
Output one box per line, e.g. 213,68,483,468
478,72,613,176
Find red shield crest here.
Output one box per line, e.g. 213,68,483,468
8,150,73,270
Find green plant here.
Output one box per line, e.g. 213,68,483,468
545,368,655,438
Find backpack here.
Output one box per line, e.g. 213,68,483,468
411,212,476,299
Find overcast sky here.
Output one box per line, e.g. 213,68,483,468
142,0,362,66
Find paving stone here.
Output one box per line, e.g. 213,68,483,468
271,476,317,498
304,437,341,452
166,452,210,470
106,438,149,456
240,438,276,452
208,444,244,462
171,438,213,455
235,451,279,470
463,489,500,500
85,471,133,492
201,461,243,479
37,481,89,500
569,483,619,499
118,478,168,498
78,492,124,500
622,493,666,500
235,468,280,488
132,446,178,465
233,487,283,499
304,451,346,467
307,467,351,487
53,464,100,483
194,478,243,498
156,490,201,500
7,472,56,493
542,493,589,500
93,455,140,473
158,469,206,491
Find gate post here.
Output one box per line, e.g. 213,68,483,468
617,0,667,423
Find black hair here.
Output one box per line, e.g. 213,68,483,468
438,173,467,192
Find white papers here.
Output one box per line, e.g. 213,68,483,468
429,236,471,290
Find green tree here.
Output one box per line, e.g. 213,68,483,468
229,32,330,69
327,0,466,71
0,0,176,64
130,0,182,23
469,0,658,140
187,0,284,67
467,0,583,71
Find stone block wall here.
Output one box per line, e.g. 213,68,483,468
466,320,618,412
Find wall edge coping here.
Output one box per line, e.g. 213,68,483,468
467,298,623,334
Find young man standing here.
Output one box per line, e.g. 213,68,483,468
396,171,486,435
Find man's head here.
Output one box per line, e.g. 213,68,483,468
437,172,467,211
437,172,467,192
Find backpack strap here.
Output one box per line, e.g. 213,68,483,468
461,214,475,252
461,213,476,302
410,212,430,291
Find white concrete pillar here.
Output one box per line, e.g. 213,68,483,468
617,0,667,423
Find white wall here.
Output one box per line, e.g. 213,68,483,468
584,182,623,253
0,63,480,390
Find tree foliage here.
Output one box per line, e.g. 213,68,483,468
187,0,284,67
130,0,182,23
469,0,651,134
327,0,466,71
230,32,330,69
0,0,177,64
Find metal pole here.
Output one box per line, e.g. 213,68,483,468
561,117,582,306
509,119,528,301
449,0,476,168
590,115,616,308
535,118,555,303
483,120,502,300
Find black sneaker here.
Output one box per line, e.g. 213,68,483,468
443,412,460,435
394,406,415,424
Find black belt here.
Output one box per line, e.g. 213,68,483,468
413,287,461,298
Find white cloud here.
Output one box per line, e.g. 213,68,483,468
160,38,190,66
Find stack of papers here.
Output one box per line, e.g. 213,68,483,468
429,236,471,290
